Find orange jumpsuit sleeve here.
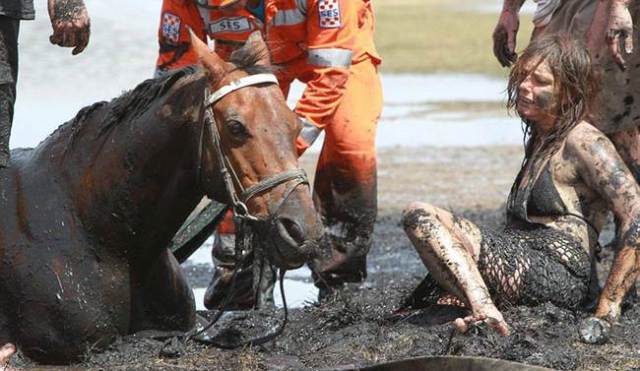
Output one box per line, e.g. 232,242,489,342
294,0,357,130
155,0,206,76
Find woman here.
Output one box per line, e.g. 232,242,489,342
403,34,640,339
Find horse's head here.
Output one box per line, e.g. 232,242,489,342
193,32,323,270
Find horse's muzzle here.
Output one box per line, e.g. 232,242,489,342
267,216,316,269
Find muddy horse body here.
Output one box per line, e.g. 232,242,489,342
0,68,207,363
0,36,323,363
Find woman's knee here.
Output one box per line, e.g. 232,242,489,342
402,202,440,234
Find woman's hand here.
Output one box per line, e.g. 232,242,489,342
47,0,91,55
453,310,510,336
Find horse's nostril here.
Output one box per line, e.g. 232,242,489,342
278,217,305,246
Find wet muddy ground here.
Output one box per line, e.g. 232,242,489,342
14,145,640,370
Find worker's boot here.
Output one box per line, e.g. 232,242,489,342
204,232,276,310
311,233,370,301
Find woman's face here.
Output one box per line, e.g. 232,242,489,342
516,58,559,130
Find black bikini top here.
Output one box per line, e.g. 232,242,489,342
507,157,568,223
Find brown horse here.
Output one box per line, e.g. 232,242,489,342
0,34,323,364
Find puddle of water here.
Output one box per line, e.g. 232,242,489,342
187,236,317,310
192,275,317,311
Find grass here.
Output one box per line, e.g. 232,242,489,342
374,0,534,75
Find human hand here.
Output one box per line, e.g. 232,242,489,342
47,0,91,55
453,312,511,336
606,1,634,70
493,10,520,67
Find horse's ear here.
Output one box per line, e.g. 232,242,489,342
245,31,271,66
188,27,226,81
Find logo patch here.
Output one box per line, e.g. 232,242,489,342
209,17,252,34
318,0,341,29
161,12,181,45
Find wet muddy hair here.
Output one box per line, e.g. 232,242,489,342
506,34,600,215
507,34,600,159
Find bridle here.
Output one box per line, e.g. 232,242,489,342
189,72,310,348
201,73,309,223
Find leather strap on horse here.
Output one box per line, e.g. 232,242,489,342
186,72,308,349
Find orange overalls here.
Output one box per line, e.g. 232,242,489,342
156,0,383,289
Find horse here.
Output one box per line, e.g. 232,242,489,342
0,33,323,364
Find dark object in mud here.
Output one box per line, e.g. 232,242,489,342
159,337,185,359
357,356,554,371
579,316,611,344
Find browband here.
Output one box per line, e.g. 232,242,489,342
207,73,279,106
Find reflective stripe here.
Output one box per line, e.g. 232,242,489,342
299,117,322,146
307,48,352,68
272,8,306,26
295,0,308,15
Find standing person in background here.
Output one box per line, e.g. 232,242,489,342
156,0,382,307
0,0,90,167
0,0,90,365
493,0,640,176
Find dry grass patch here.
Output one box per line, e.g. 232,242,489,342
374,0,534,75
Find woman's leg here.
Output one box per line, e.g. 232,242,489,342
402,202,510,335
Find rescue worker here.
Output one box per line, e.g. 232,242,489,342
0,0,90,168
0,0,90,365
155,0,382,306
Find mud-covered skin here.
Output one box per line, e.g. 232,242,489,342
403,120,640,339
402,204,510,335
601,0,634,69
493,0,526,67
47,0,90,55
495,0,634,76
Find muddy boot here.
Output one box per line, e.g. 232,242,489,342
311,233,369,301
252,243,277,309
204,233,256,310
204,233,277,310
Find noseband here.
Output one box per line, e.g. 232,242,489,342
203,73,309,224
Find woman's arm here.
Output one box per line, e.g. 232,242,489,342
566,123,640,343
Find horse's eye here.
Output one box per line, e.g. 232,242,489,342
226,120,248,139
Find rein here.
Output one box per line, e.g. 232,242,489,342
190,72,308,348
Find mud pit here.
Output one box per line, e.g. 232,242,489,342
13,146,640,370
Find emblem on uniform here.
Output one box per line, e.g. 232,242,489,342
162,12,182,45
318,0,341,29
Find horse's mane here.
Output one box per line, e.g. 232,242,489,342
49,47,269,153
52,66,201,151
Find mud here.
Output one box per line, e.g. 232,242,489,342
10,145,640,370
